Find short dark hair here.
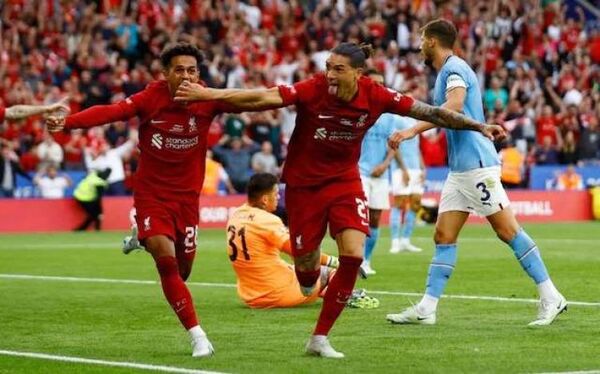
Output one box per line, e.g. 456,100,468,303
159,42,204,69
247,173,278,201
331,42,374,68
420,19,457,49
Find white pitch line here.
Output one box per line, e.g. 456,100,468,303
1,273,599,307
534,371,600,374
0,273,235,288
0,349,228,374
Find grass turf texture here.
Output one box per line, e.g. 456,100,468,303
0,223,599,373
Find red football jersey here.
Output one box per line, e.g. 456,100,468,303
278,74,414,187
66,81,233,200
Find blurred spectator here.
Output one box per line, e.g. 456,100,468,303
37,132,64,170
202,150,236,196
534,136,560,165
63,129,87,170
556,165,584,191
84,130,137,196
499,141,525,189
420,129,447,167
252,141,279,175
578,118,600,164
484,76,508,112
34,165,72,199
560,131,578,165
213,137,259,193
535,104,562,147
1,143,32,198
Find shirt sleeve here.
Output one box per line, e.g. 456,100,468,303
278,76,321,106
264,216,289,249
445,73,467,100
376,85,415,116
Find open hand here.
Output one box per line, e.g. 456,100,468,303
174,81,211,102
388,128,417,150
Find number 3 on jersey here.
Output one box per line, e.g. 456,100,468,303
227,225,250,262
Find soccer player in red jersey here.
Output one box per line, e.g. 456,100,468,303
45,43,239,358
174,42,506,358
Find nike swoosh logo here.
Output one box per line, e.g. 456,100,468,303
151,119,167,124
184,248,196,254
416,316,429,320
318,114,334,119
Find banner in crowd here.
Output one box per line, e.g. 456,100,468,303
0,191,591,233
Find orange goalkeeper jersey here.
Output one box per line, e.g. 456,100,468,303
226,204,298,305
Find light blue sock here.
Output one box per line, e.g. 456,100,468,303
390,207,402,241
364,227,380,262
425,244,457,298
402,209,416,239
508,229,549,284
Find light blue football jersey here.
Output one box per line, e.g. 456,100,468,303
390,115,421,171
359,113,397,179
434,55,500,172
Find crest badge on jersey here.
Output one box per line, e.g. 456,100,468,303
188,116,197,133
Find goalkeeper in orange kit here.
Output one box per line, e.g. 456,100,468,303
226,173,377,309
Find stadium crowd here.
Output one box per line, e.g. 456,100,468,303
0,0,599,196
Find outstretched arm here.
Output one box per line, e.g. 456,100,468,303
46,101,138,132
174,81,285,111
5,97,70,120
407,100,503,138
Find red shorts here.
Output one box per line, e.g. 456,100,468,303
134,194,199,254
285,179,369,257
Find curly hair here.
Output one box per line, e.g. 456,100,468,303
159,42,204,68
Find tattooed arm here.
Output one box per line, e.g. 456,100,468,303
5,98,70,120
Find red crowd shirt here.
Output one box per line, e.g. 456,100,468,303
65,80,236,200
0,106,4,122
277,74,414,187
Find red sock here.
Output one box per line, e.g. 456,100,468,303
295,267,321,288
155,256,198,330
313,255,362,336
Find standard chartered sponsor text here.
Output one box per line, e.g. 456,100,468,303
165,136,199,150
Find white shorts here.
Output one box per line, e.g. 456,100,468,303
439,166,510,217
360,175,390,210
391,169,425,196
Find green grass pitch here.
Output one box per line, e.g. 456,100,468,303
1,222,599,373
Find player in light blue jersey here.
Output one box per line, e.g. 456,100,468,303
387,19,566,327
389,115,426,254
358,69,397,276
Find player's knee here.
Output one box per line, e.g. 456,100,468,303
495,225,519,243
294,251,320,271
434,227,457,245
410,200,421,212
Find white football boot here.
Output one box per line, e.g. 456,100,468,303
191,335,215,358
399,238,423,253
305,335,344,358
360,261,376,276
389,238,402,254
386,305,436,325
528,294,568,326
